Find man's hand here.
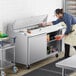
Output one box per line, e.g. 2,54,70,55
40,22,47,27
47,22,53,25
39,22,53,27
55,34,64,40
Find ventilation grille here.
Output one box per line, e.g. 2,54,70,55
64,0,76,17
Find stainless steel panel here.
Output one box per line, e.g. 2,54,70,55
28,34,47,64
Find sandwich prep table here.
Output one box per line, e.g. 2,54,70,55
6,15,66,69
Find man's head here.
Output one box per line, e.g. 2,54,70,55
55,8,63,19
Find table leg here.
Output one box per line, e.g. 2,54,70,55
62,68,65,76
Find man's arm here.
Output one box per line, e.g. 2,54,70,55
40,18,63,26
52,19,63,25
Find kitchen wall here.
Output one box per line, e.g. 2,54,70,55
0,0,62,32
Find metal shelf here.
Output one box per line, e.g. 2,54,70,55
0,60,14,69
47,39,56,44
47,51,58,57
0,45,15,50
0,37,17,75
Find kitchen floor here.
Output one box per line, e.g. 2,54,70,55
5,52,76,76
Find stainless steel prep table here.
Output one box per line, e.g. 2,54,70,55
7,15,66,69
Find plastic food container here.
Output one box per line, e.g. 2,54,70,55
47,35,50,42
0,33,8,38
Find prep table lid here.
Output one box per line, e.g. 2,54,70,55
13,14,48,30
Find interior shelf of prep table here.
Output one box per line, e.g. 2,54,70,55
47,41,59,55
46,30,62,55
47,39,61,44
46,51,58,57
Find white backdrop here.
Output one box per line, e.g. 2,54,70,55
0,0,62,32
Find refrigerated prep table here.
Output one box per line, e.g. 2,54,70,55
6,15,66,69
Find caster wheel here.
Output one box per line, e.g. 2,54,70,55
1,71,6,76
27,65,30,69
13,66,18,73
56,54,59,58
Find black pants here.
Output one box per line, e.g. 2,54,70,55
64,44,76,58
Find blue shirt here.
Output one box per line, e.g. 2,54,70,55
52,13,76,35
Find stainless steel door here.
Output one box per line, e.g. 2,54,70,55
28,34,47,64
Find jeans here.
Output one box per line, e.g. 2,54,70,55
64,44,76,58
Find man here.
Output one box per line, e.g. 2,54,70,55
41,8,76,58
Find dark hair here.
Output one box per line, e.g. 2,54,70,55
55,8,63,14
